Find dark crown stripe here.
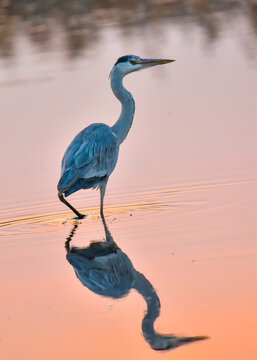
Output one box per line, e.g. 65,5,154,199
114,55,133,65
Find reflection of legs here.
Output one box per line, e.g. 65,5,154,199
65,221,79,250
58,193,84,219
101,214,116,246
100,184,106,219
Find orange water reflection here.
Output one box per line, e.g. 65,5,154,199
1,179,257,359
65,216,208,351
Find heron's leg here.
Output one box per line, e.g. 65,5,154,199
58,193,85,219
100,184,106,219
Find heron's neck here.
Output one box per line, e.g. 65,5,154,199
133,272,160,337
110,68,135,145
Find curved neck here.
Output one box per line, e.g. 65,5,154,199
110,68,135,145
133,271,160,337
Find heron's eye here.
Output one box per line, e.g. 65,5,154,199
129,60,136,65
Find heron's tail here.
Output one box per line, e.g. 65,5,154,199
59,175,108,197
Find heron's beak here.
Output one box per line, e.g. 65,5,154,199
137,58,175,66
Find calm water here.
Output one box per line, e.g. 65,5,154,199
1,1,257,359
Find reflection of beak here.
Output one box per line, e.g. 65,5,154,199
137,58,175,66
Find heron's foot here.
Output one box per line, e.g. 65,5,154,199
73,213,86,220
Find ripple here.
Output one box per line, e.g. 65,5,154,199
0,178,256,235
0,201,190,235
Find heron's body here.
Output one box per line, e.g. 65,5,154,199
58,123,119,197
58,55,174,218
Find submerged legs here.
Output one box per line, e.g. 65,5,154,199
58,193,85,219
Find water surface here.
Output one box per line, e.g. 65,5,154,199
0,1,257,359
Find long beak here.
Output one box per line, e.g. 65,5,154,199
138,58,175,66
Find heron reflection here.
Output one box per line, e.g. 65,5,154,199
65,217,208,351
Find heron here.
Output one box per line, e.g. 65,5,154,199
65,217,208,351
58,55,175,219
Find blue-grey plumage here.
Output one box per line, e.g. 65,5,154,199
58,124,119,196
65,217,209,350
58,55,175,218
65,217,135,298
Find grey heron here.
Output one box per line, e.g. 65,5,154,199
65,217,208,350
58,55,175,218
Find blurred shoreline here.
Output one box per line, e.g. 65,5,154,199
0,0,256,58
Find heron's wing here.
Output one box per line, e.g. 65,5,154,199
66,252,106,271
66,251,135,297
58,124,119,193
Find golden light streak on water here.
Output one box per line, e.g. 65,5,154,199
1,178,255,232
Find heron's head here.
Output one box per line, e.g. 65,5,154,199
111,55,175,77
